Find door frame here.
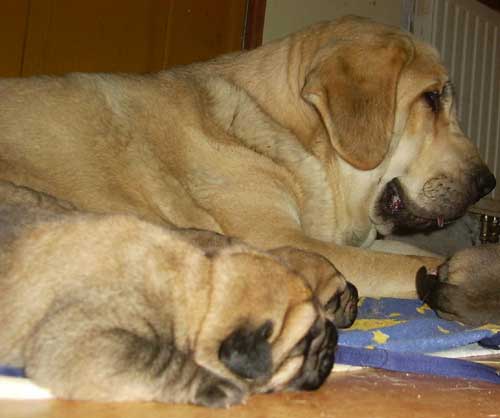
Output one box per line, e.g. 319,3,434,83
244,0,267,49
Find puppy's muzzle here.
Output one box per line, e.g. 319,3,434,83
336,282,358,328
326,281,358,329
288,318,338,391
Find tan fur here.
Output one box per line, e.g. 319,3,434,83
417,244,500,326
0,16,492,296
0,180,355,405
302,30,413,170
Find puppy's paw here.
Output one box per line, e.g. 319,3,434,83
416,244,500,325
194,376,247,408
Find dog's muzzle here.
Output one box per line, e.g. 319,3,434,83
378,168,496,232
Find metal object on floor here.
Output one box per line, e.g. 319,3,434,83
478,214,499,244
470,199,500,244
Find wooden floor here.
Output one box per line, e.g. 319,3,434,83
2,366,499,418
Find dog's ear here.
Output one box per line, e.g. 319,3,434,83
219,321,273,380
302,34,413,170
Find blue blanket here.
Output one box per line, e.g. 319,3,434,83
338,297,499,353
1,297,498,380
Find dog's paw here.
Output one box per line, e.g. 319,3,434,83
416,244,500,325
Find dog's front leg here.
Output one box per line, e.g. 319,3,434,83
246,228,443,298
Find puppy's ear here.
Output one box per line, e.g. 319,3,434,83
219,321,273,380
302,34,413,170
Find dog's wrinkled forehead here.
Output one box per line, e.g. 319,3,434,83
301,16,453,172
398,40,449,102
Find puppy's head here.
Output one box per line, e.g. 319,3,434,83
190,238,349,399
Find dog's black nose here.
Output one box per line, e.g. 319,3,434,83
475,169,496,199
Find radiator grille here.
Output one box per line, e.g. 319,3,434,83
416,0,500,200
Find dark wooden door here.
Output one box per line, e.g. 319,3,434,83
0,1,30,76
0,0,258,77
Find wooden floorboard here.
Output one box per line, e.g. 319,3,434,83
1,365,499,418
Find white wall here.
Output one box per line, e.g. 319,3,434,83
263,0,402,43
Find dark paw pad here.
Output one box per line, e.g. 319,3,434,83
416,266,440,302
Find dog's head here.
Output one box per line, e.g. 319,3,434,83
185,232,356,400
301,16,495,237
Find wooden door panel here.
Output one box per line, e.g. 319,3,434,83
163,0,247,67
0,0,258,77
22,0,173,75
20,0,248,76
0,0,30,76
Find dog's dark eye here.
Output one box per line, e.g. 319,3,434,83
423,91,441,113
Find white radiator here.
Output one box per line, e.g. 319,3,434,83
411,0,500,201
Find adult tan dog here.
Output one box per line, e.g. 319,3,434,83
0,16,495,300
0,180,357,406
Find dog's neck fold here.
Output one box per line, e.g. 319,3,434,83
215,23,337,156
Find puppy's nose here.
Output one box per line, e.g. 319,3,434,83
475,168,496,199
346,281,358,301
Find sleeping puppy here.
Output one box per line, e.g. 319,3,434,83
417,245,500,326
0,181,357,407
